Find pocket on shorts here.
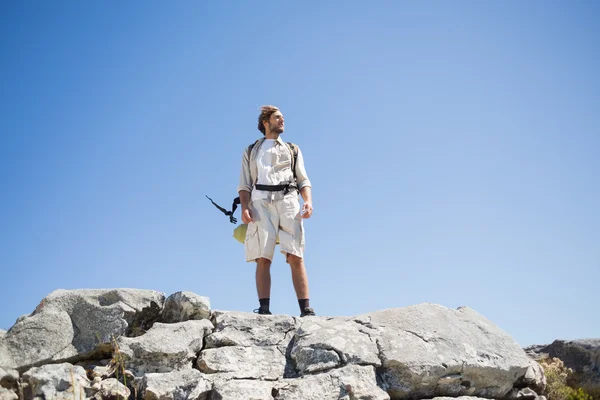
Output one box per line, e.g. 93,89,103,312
245,222,260,254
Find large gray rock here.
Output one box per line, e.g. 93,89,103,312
162,291,211,323
137,369,212,400
211,379,274,400
0,311,75,370
362,304,534,399
273,364,389,400
22,363,91,400
290,317,381,374
0,387,17,400
206,311,298,349
198,346,286,379
118,319,213,376
0,289,165,370
0,331,5,339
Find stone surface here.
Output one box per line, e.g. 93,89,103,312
118,319,213,376
206,311,297,348
93,378,130,400
364,304,533,399
0,289,165,370
138,369,212,400
22,363,91,400
0,290,553,400
0,311,75,370
198,345,286,379
211,379,274,400
162,291,211,323
290,317,381,374
0,387,17,400
273,365,389,400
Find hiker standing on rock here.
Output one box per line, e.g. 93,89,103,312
237,105,315,317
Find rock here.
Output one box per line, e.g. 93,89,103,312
118,319,213,376
520,360,546,393
0,387,17,400
0,367,19,390
366,304,533,399
506,387,539,399
206,311,297,349
0,289,165,370
211,379,274,400
198,345,285,379
162,291,211,323
137,369,212,400
273,365,389,400
425,397,489,400
92,378,130,400
22,363,91,400
290,317,381,374
89,365,112,380
0,331,5,339
0,311,75,370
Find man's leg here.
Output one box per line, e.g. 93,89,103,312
287,254,309,299
287,254,314,316
256,257,272,299
255,257,272,314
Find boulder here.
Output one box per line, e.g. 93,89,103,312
162,291,211,323
137,369,212,400
363,304,533,399
0,289,165,370
22,363,90,400
117,319,213,376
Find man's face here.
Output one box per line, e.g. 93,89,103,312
267,111,284,134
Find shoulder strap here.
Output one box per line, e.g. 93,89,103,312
247,139,260,157
285,142,298,181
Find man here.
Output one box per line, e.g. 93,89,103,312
237,105,315,317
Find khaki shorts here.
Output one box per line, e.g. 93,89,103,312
245,195,305,262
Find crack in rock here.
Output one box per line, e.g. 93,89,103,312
404,330,429,343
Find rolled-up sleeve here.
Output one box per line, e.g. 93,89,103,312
237,148,253,193
295,147,311,190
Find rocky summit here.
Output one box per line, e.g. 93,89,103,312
0,289,547,400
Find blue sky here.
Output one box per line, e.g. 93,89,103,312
1,1,598,347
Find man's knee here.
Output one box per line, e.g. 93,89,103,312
256,257,272,268
286,253,303,266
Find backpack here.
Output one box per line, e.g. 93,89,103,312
206,139,299,225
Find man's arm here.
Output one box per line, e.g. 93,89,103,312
239,190,253,223
300,184,313,219
295,147,313,219
237,147,254,223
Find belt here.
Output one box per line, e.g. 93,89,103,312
255,183,298,194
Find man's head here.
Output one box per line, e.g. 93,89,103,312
258,105,284,136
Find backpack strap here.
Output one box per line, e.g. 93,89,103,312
285,142,298,182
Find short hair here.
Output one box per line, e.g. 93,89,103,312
257,105,280,135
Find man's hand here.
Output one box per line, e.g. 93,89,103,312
242,208,253,224
301,202,313,219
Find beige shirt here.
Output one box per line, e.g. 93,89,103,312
237,137,311,200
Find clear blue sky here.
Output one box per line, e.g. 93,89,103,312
1,1,598,347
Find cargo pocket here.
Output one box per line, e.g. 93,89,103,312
245,222,260,261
